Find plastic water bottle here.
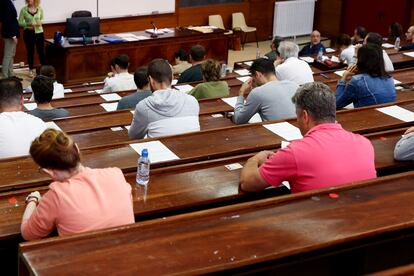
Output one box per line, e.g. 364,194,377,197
256,48,261,59
136,149,150,185
60,36,65,47
317,48,323,62
220,63,227,78
395,37,401,50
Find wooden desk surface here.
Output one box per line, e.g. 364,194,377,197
0,128,410,245
3,97,414,191
19,171,414,275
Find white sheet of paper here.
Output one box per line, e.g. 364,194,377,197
116,33,140,41
396,86,403,91
281,181,291,189
234,69,251,76
225,163,243,171
211,114,224,118
111,127,123,132
263,122,303,141
403,52,414,58
299,56,314,63
376,105,414,122
281,141,290,149
172,79,178,85
100,93,122,101
325,48,335,53
100,103,118,112
95,89,103,94
45,121,61,130
129,140,180,163
63,89,72,93
237,76,251,83
244,61,253,66
136,36,150,40
330,56,340,63
248,113,262,124
382,43,394,49
175,84,194,93
90,81,104,85
221,96,238,108
394,79,402,85
344,103,355,109
334,70,346,77
124,125,131,130
24,103,37,111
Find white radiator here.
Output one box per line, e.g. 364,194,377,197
273,0,316,38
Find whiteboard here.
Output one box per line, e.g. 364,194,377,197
98,0,175,19
13,0,98,23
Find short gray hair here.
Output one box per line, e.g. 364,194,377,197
292,82,336,123
278,41,299,59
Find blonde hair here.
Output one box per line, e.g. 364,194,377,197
30,129,80,170
26,0,40,7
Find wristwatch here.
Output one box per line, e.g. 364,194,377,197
25,195,39,205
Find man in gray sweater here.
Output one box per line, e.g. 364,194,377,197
128,59,200,139
233,58,299,125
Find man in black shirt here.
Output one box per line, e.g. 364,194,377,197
0,0,20,78
177,44,206,84
399,26,414,51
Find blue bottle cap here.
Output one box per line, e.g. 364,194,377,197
141,149,148,158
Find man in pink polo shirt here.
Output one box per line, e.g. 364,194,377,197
240,82,376,193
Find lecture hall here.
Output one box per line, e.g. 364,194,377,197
1,0,414,275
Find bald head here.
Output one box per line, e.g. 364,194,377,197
406,26,414,42
310,30,321,45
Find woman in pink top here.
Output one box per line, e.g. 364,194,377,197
21,129,135,240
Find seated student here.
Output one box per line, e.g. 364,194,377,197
188,59,229,100
388,22,403,42
172,49,192,75
117,67,152,110
264,36,284,62
0,78,46,159
129,59,200,139
27,65,64,100
336,34,355,65
298,30,326,56
239,82,376,193
352,26,367,45
177,45,206,84
233,58,298,124
394,127,414,160
364,32,394,72
399,25,414,51
29,75,69,121
101,54,137,93
275,41,314,85
21,129,134,240
336,44,396,109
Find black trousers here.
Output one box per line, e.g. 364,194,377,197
23,29,45,69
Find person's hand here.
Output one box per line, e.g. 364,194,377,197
342,64,358,80
404,127,414,135
239,78,253,97
251,151,273,166
274,57,284,67
12,37,18,44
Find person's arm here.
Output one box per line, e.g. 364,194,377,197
335,67,358,109
240,151,274,192
18,7,27,28
383,52,394,72
128,104,148,139
21,190,59,240
232,82,261,125
394,127,414,161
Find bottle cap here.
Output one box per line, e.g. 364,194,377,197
141,148,148,158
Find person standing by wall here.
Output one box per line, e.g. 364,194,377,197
19,0,45,78
0,0,20,79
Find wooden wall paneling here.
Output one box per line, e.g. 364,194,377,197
248,0,275,41
313,0,343,38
